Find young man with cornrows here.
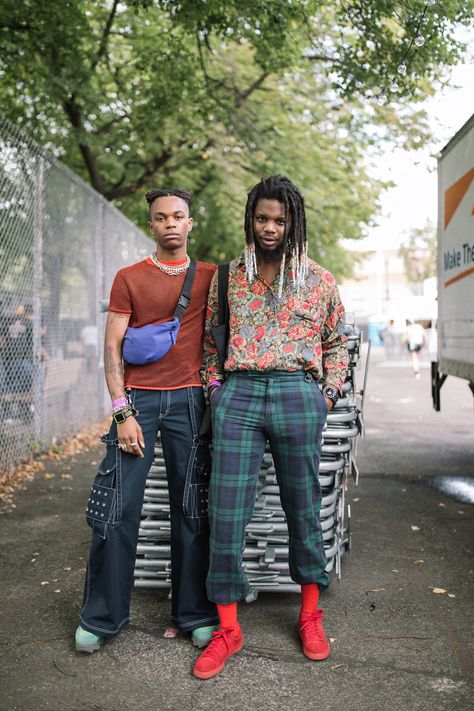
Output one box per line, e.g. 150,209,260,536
193,175,349,679
75,189,218,653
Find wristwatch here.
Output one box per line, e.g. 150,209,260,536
113,406,138,424
322,386,339,407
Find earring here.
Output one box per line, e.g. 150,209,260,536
277,252,286,299
245,242,257,282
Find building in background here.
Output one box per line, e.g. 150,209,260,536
339,242,437,353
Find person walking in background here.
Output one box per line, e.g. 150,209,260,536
403,319,426,379
75,188,219,653
193,175,349,680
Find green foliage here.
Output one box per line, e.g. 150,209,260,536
0,0,472,277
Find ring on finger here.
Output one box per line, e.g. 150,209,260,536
130,442,138,447
118,442,126,450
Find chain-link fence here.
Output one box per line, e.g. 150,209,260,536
0,118,152,472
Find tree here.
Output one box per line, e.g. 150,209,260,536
0,1,472,273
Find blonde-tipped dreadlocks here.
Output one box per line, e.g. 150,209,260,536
244,175,308,298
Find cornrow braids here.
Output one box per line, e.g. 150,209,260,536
146,188,192,214
244,175,308,295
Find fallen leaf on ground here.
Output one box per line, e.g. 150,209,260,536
352,497,360,502
413,560,424,565
411,525,420,532
44,473,55,480
438,503,446,508
79,567,86,573
52,578,60,583
60,473,72,480
391,569,399,573
367,588,385,592
0,418,110,513
331,664,344,670
53,589,61,593
447,593,456,598
432,588,446,594
40,581,49,586
63,566,72,571
329,637,336,643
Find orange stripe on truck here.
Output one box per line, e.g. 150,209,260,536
444,167,474,229
444,265,474,288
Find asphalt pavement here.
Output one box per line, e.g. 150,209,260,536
0,346,473,710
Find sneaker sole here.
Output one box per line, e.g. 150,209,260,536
76,641,102,653
302,645,331,661
192,638,243,679
191,635,213,649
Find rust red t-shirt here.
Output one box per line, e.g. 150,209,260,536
109,258,216,389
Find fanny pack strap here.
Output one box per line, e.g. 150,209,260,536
173,259,196,322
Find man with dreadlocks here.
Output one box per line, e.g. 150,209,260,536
193,175,348,679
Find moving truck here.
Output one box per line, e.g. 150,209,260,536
432,113,474,410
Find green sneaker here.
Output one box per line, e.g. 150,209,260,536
75,625,102,653
191,625,219,648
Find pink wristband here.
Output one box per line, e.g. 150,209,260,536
209,380,222,388
112,396,128,410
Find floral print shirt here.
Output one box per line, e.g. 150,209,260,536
204,253,349,392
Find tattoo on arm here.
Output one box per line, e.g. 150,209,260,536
104,344,125,400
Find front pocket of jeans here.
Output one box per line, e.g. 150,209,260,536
189,387,205,414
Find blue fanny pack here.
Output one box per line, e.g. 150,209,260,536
121,260,196,366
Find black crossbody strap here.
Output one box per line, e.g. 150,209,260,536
217,263,230,326
173,259,196,322
213,263,230,371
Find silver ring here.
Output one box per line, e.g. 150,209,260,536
130,442,138,447
118,442,126,450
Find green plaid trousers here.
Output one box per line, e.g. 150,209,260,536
207,371,330,603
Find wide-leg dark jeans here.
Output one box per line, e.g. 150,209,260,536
80,386,218,637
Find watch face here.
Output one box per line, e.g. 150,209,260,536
114,411,126,423
323,387,338,401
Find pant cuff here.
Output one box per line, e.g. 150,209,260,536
173,616,220,632
79,616,129,638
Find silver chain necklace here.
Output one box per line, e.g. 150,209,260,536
150,252,190,275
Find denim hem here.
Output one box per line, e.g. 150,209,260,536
79,615,129,638
172,616,220,632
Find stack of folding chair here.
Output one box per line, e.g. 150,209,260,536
134,325,367,593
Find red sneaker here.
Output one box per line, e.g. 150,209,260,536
299,609,330,660
192,625,243,679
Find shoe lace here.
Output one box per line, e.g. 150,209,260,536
200,628,234,662
300,609,326,640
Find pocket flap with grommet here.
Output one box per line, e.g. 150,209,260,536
97,446,117,476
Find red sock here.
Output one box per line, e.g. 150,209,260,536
217,602,238,629
300,583,319,613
